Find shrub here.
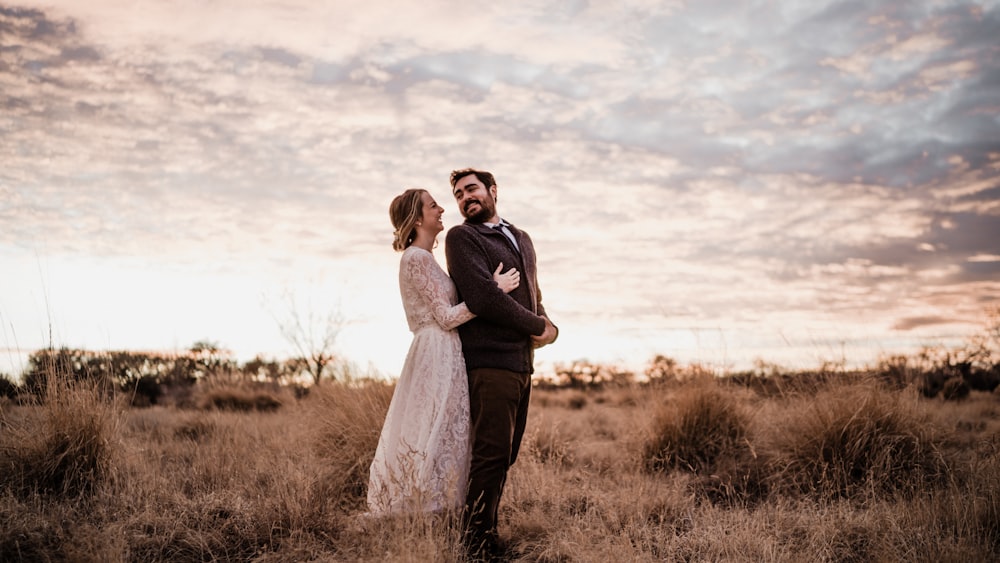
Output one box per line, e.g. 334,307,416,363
197,386,283,412
566,392,588,410
130,374,162,407
0,374,18,399
0,378,122,499
875,354,916,390
965,367,1000,392
942,377,971,401
764,382,950,500
643,379,750,475
917,370,947,398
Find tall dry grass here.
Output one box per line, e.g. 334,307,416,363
2,370,999,561
639,378,769,507
1,373,125,559
642,377,751,474
307,379,395,512
0,373,123,499
760,380,951,500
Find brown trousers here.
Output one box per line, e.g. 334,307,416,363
464,367,532,543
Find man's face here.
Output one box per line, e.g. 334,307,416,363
452,173,497,223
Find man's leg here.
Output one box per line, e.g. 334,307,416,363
465,368,529,552
508,375,532,466
491,374,531,531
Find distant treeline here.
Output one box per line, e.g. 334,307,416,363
2,314,999,407
546,308,1000,399
543,352,1000,400
0,346,314,406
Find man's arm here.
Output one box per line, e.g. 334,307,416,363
446,226,546,336
531,317,558,348
522,231,558,347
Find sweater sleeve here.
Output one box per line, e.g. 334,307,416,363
521,230,549,321
445,226,546,336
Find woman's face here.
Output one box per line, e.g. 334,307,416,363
419,191,445,234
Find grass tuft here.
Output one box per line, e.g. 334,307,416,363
525,418,576,466
764,381,951,500
643,379,751,476
0,375,122,499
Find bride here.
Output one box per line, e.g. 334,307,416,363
366,188,519,515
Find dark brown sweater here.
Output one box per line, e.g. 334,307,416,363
445,220,552,374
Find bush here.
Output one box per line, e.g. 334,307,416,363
130,374,162,407
917,370,947,398
0,378,122,499
965,367,1000,392
0,374,18,399
566,392,588,410
764,382,950,500
942,377,971,401
197,386,284,412
643,379,750,475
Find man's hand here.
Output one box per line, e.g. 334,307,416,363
531,317,557,349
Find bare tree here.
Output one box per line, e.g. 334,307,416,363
269,289,345,387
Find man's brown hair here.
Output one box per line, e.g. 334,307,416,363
449,168,496,189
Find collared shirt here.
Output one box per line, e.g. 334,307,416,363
485,219,520,252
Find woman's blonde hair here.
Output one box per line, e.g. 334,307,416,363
389,188,427,251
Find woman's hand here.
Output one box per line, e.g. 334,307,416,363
493,262,520,294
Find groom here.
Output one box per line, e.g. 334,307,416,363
445,168,558,559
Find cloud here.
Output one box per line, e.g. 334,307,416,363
892,315,967,331
2,0,998,370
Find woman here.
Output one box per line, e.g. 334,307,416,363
366,188,519,515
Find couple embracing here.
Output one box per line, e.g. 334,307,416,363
366,168,558,560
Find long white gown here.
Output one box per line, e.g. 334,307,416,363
366,246,474,515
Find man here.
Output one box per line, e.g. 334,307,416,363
445,168,558,559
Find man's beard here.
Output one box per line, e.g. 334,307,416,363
462,198,496,223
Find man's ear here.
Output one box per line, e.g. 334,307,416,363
490,185,497,202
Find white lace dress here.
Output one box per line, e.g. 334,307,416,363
366,246,474,515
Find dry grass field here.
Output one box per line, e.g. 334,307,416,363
2,368,999,562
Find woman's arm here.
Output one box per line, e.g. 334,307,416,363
404,250,475,330
404,251,519,331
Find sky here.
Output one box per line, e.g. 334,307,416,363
2,0,999,380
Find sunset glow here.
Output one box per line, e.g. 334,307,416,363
2,0,998,378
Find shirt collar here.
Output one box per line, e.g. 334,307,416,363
485,218,510,229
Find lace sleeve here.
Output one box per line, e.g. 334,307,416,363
403,250,476,330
